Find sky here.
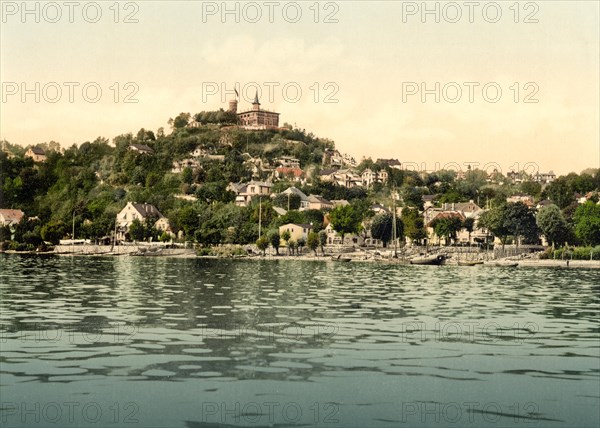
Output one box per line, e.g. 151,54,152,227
1,1,599,176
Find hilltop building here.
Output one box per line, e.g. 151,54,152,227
229,91,280,130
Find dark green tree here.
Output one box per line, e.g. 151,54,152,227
536,204,570,247
371,212,403,248
328,205,362,244
573,202,600,246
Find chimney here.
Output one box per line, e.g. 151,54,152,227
452,203,455,211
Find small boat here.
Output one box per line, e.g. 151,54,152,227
331,255,352,262
484,261,519,267
410,254,445,265
458,261,482,266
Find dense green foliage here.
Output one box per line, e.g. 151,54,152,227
1,120,599,253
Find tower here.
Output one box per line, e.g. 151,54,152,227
228,99,238,113
252,91,260,111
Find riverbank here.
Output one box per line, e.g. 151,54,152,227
3,246,599,268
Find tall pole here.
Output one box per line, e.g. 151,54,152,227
258,196,262,238
72,210,75,254
392,188,397,258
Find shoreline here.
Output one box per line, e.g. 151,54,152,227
3,248,600,269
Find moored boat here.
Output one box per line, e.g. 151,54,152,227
332,255,352,262
457,260,483,266
410,254,446,265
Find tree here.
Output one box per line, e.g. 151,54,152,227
479,204,510,248
281,230,292,254
371,212,403,248
256,236,269,255
328,205,362,244
129,218,145,241
431,215,463,245
401,208,426,245
544,177,574,209
40,220,67,244
573,202,600,246
463,217,475,245
288,239,297,256
318,230,327,255
504,202,539,247
536,205,570,247
269,230,281,255
307,231,319,256
297,237,306,254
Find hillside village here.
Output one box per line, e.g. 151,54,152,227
1,95,600,258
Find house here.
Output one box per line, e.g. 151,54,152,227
279,223,313,243
275,156,301,168
422,194,437,208
171,158,200,173
536,199,553,209
370,203,390,215
533,171,556,184
425,201,486,245
116,202,163,240
307,195,334,211
154,217,175,238
425,211,466,245
25,147,46,162
331,199,350,207
507,195,535,207
228,181,272,207
323,149,344,167
323,223,362,246
275,167,305,182
342,153,357,167
281,186,310,210
129,144,154,154
235,92,280,129
322,169,362,188
361,168,388,187
444,200,481,217
0,209,24,227
376,158,401,169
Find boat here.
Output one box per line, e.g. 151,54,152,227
410,254,446,265
457,260,482,266
331,255,352,262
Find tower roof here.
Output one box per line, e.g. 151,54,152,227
252,91,260,105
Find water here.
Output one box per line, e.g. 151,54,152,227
1,254,598,427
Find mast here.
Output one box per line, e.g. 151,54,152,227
392,188,397,258
258,196,262,238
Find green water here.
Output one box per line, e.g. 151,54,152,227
1,255,598,427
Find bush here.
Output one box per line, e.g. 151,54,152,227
542,246,600,260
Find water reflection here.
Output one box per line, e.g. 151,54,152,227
1,255,598,427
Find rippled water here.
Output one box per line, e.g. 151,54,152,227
1,254,599,427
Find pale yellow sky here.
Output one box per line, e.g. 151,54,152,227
1,1,598,175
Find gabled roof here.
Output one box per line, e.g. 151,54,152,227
0,209,25,223
28,147,45,155
320,168,338,176
282,186,308,201
130,203,163,219
273,207,287,216
130,144,154,153
427,211,465,227
281,223,313,229
276,167,304,177
308,195,333,205
454,201,481,212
